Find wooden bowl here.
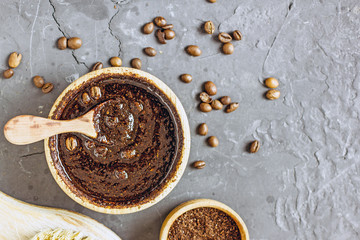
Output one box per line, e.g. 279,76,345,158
160,199,249,240
44,67,191,214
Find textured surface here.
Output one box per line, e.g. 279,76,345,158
0,0,359,239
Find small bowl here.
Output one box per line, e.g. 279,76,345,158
160,199,249,240
44,67,191,214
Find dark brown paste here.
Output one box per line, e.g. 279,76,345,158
168,207,242,240
49,74,183,207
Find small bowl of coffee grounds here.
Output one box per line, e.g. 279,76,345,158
160,199,249,240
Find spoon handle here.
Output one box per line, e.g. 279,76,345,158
4,114,96,145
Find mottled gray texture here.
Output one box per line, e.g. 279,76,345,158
1,0,360,239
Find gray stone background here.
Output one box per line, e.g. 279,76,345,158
0,0,359,239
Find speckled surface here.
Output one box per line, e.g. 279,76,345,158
1,0,360,239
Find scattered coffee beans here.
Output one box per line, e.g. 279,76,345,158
264,77,279,88
41,82,54,94
156,29,166,44
66,136,78,151
225,102,239,113
131,58,142,69
110,57,122,67
90,86,101,100
180,74,192,83
154,16,167,27
33,75,45,88
162,24,174,30
233,30,242,40
144,47,157,57
199,103,212,112
164,29,175,40
207,136,219,147
82,92,91,104
222,42,234,54
192,160,206,169
3,69,14,79
186,45,202,56
8,52,22,68
218,32,232,43
211,99,223,110
266,89,280,100
220,96,231,105
204,21,215,34
91,62,103,71
249,140,260,153
57,37,67,50
197,123,208,136
143,22,154,34
67,37,82,50
200,92,212,103
204,81,217,95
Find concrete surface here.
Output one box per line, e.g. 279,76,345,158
1,0,360,239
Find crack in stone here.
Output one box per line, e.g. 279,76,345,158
108,8,122,57
20,151,45,158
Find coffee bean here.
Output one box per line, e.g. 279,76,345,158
186,45,202,56
82,92,91,104
143,22,154,34
3,69,14,79
225,102,239,113
90,86,102,100
211,99,223,110
66,136,78,151
266,89,280,100
218,32,232,43
144,47,157,57
57,37,67,50
162,24,174,30
33,76,45,88
91,62,103,71
264,77,279,88
8,52,22,68
154,16,167,27
42,83,54,94
222,42,234,54
199,92,212,103
94,146,108,157
110,56,122,67
131,58,142,69
197,123,208,136
233,30,242,40
207,136,219,147
180,74,192,83
208,0,216,2
199,103,212,112
249,140,260,153
220,96,231,105
164,29,175,40
67,37,82,49
204,81,217,95
192,160,206,169
156,29,166,44
204,21,215,34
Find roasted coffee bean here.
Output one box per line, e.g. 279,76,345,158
143,22,154,34
164,29,175,40
131,58,142,69
197,123,208,136
218,32,232,43
199,92,212,103
222,42,234,55
207,136,219,147
91,62,103,71
225,102,239,113
220,96,231,105
211,100,223,110
162,24,174,30
154,16,167,27
208,0,216,2
266,89,280,100
144,47,157,57
33,75,44,88
249,140,260,153
82,92,91,104
264,77,279,88
8,52,22,68
204,21,215,34
233,30,242,40
192,160,206,169
94,146,108,157
90,86,101,100
67,37,82,49
66,136,78,151
186,45,202,56
3,69,14,79
199,103,212,112
204,81,217,95
57,36,67,50
180,74,192,83
156,29,166,44
110,56,122,67
41,83,54,93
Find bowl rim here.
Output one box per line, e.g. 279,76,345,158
159,199,250,240
44,67,191,214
